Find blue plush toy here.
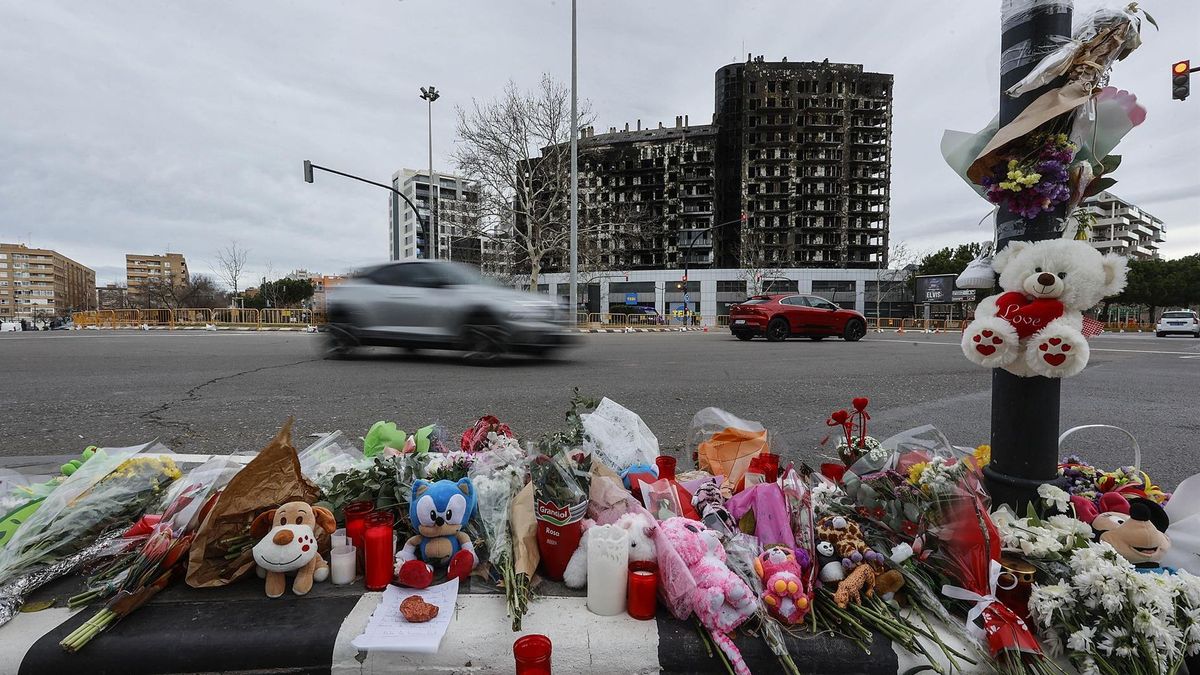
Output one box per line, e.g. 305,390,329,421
395,477,478,589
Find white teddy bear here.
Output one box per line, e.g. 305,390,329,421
961,239,1127,378
562,512,657,589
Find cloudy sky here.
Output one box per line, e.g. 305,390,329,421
1,0,1196,285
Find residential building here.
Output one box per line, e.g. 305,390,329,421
96,283,129,310
1081,191,1165,261
0,243,96,319
388,169,482,263
523,56,893,276
285,270,345,313
126,252,189,305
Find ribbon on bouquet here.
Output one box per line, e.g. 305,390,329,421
940,559,1002,641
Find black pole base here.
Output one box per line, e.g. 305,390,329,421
985,368,1061,511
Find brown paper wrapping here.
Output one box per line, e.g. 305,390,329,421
967,17,1137,184
185,419,320,588
509,482,539,581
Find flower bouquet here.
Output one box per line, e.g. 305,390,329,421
0,443,180,627
468,432,532,630
1029,542,1200,675
460,415,513,453
60,456,237,652
979,132,1076,219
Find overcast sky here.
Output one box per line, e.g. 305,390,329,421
1,0,1196,285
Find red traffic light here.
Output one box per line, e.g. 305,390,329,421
1174,60,1191,75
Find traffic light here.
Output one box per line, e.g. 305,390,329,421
303,160,314,183
1173,60,1191,101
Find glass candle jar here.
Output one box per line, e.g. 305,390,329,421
330,545,356,585
654,455,677,481
363,511,395,591
626,560,658,620
513,634,552,675
343,501,374,568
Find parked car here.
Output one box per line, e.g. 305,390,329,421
608,305,665,325
1156,309,1200,338
324,260,576,362
728,294,867,342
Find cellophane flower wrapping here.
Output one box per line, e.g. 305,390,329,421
0,442,180,585
530,450,590,582
299,430,367,495
580,398,660,473
1029,541,1200,674
467,434,531,568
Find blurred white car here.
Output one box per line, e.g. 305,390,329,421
1156,310,1200,338
324,260,576,362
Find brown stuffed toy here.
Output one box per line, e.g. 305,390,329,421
251,501,337,597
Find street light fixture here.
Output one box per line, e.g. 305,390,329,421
420,86,440,260
301,160,428,257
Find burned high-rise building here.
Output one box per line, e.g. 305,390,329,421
532,57,892,274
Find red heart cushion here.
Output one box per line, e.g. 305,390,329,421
994,292,1064,339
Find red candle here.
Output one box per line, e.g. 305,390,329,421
513,634,552,675
343,501,374,552
627,561,658,620
654,455,677,481
363,511,394,591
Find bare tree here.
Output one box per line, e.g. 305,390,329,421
215,241,249,304
735,225,786,296
871,241,919,320
453,75,596,290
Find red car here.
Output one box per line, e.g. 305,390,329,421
729,294,867,342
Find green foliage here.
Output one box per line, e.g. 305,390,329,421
534,388,598,456
915,243,984,278
1115,254,1200,313
243,278,315,309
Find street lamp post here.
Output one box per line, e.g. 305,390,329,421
983,1,1073,510
420,86,440,260
303,160,429,258
568,0,579,323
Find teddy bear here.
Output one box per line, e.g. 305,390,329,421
562,512,657,589
753,545,811,624
1091,497,1174,573
395,477,478,589
815,515,885,581
660,517,755,675
250,501,337,598
961,239,1127,378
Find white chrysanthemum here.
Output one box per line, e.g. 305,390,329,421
1037,483,1070,512
1078,656,1100,675
1067,625,1096,652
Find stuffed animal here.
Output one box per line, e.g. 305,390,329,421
692,481,736,537
961,239,1127,378
660,517,755,675
753,545,811,624
395,478,478,589
251,501,336,598
815,515,885,571
620,463,658,502
1093,497,1173,573
834,564,876,608
563,512,657,589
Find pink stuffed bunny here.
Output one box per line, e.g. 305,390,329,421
660,518,754,675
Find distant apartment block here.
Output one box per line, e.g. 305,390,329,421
126,253,189,302
388,169,482,264
0,243,96,319
1081,191,1165,261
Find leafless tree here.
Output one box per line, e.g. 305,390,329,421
453,75,596,290
140,274,227,310
871,241,919,319
735,225,786,296
215,241,249,303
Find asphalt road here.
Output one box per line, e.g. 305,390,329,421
2,329,1197,488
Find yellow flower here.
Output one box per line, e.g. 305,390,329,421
973,444,992,468
1007,159,1018,170
908,462,928,485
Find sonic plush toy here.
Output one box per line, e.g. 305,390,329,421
395,477,478,588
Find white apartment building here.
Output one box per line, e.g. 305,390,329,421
1081,191,1165,261
388,169,482,262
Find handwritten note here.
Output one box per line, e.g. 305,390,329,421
351,578,459,653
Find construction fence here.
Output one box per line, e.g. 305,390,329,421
71,309,1158,334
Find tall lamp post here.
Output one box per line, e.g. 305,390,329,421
568,0,579,322
983,1,1073,510
420,86,441,260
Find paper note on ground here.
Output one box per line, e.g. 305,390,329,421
351,578,459,653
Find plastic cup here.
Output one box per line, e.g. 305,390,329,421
331,527,348,549
513,634,552,675
330,545,356,585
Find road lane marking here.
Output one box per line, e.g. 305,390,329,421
864,338,1200,357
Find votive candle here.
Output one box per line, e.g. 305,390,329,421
627,561,658,620
513,634,552,675
363,511,394,591
330,545,356,585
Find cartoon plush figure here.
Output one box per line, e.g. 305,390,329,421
563,512,657,589
660,517,755,675
251,501,337,598
395,478,478,589
1093,497,1173,573
692,481,736,537
961,239,1127,378
754,545,811,624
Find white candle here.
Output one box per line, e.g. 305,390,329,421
330,545,356,585
331,528,348,549
586,525,629,616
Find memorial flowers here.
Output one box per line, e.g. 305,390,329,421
980,133,1077,219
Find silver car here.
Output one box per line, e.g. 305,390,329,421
324,260,576,361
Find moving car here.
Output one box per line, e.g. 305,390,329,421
324,260,576,362
1156,309,1200,338
728,294,867,342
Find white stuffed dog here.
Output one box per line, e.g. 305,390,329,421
961,239,1127,378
